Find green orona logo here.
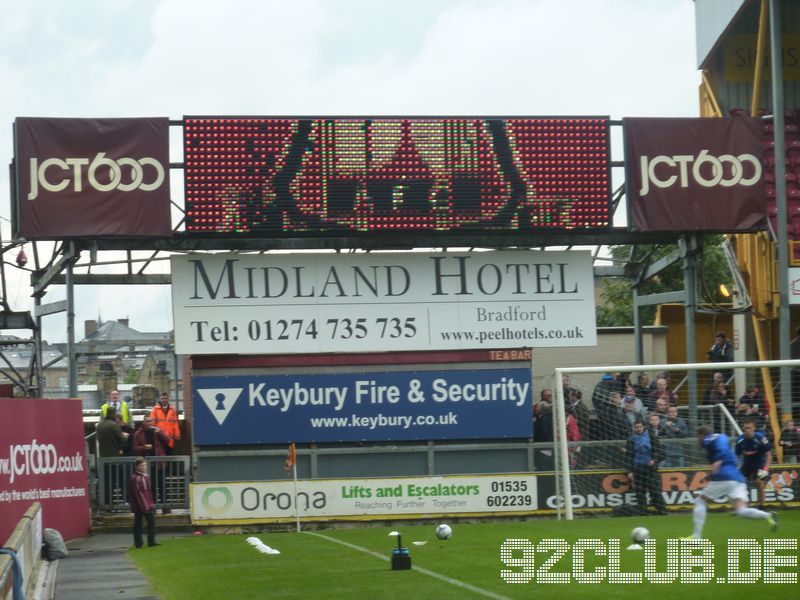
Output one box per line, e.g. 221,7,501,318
201,487,234,515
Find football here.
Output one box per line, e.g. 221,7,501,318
631,527,650,544
435,524,452,540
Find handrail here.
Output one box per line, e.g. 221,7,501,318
0,503,43,600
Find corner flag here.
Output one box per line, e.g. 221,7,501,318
285,442,296,474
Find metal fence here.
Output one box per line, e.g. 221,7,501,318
94,456,190,512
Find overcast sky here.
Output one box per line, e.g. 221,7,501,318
0,0,699,343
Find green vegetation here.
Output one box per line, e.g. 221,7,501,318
597,235,732,327
123,368,141,384
132,511,799,599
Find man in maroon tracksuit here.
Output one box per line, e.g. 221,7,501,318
129,457,158,548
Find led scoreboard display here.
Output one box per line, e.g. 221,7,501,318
183,117,610,237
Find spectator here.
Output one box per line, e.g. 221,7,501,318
703,372,725,405
534,388,552,416
622,394,645,428
565,404,582,468
737,385,765,413
603,392,633,440
648,377,677,408
779,420,800,464
116,413,135,456
101,390,130,425
709,381,736,413
626,420,667,516
533,390,554,471
96,407,129,507
661,405,689,468
562,374,576,402
592,373,618,421
622,385,644,412
707,331,734,380
653,398,670,421
791,327,800,402
634,373,655,403
150,392,181,456
568,389,591,441
133,416,171,512
598,392,629,468
648,412,666,440
128,457,158,548
614,372,632,395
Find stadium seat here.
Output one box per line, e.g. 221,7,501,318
764,123,799,141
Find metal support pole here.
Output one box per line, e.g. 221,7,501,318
66,243,78,397
681,235,698,424
633,286,644,365
770,0,793,419
34,295,43,396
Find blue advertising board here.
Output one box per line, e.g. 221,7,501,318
192,368,532,444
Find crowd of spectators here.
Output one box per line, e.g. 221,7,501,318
531,330,800,472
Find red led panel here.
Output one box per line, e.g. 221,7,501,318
183,117,611,236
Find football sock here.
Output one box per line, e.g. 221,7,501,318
735,507,770,520
692,496,707,538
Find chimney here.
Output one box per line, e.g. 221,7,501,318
118,318,130,328
84,320,97,337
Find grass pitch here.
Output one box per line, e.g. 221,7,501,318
131,512,800,599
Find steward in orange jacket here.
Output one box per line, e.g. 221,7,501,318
149,392,180,453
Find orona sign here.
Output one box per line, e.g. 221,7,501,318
191,474,538,523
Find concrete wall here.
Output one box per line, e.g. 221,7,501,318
530,326,668,394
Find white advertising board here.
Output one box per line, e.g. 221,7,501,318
191,474,538,523
172,250,596,354
790,268,800,305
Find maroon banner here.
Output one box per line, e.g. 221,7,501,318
13,117,171,239
624,117,767,232
0,398,89,542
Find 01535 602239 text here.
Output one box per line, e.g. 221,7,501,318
500,538,798,584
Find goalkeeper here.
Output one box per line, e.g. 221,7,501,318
735,419,772,509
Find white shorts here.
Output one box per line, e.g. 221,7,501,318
697,480,748,503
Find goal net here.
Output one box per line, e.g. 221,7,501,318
550,359,800,520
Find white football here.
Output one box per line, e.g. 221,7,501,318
631,527,650,544
435,524,452,540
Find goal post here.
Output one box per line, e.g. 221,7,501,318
552,358,800,520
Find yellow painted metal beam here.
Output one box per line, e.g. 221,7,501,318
752,315,784,461
752,0,770,116
701,71,723,118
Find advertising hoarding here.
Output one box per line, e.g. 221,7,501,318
13,117,171,239
191,473,538,523
192,368,533,444
191,466,800,525
624,117,766,232
171,250,597,355
0,398,90,542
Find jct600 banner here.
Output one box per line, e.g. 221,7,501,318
192,368,533,444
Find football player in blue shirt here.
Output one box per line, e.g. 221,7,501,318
736,420,772,509
687,424,776,538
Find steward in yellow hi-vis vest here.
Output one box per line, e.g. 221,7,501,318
101,389,130,425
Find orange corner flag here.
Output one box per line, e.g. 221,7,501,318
285,442,296,474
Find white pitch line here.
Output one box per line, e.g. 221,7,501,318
304,531,511,600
